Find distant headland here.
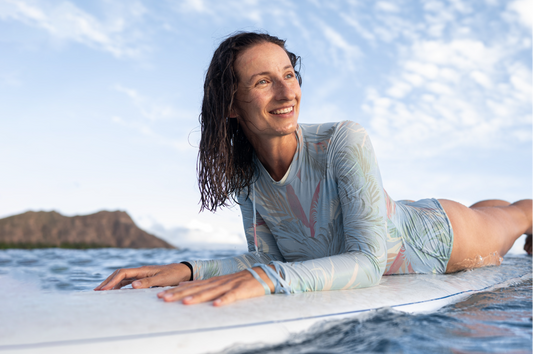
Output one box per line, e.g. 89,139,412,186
0,210,175,249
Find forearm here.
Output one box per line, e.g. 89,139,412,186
188,251,284,280
269,251,386,293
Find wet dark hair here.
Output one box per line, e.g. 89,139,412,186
197,31,302,212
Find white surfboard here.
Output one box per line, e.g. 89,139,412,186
0,256,530,354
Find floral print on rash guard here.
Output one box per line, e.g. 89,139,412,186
188,121,454,293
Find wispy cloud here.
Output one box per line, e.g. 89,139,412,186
375,1,400,13
318,21,361,70
111,115,191,151
507,0,532,28
170,0,361,72
172,0,285,25
112,84,197,151
352,2,532,158
114,84,178,122
0,0,149,58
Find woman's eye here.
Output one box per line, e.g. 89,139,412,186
257,79,267,85
286,73,294,79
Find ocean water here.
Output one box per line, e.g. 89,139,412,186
0,248,531,353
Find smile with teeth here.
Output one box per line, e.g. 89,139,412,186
270,106,293,115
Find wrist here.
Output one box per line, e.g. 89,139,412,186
179,261,194,281
252,265,275,293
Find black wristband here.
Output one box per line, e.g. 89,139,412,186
180,261,194,281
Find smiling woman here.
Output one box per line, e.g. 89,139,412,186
197,33,303,211
95,31,532,306
229,42,301,182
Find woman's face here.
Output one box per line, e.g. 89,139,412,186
231,42,301,144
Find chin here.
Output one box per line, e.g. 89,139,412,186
275,122,298,136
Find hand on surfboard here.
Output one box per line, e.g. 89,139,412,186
156,266,275,306
94,263,191,291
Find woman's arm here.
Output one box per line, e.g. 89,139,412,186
188,194,286,280
263,122,389,293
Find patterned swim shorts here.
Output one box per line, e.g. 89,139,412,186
394,198,454,274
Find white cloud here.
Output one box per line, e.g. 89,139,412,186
508,63,532,100
470,70,492,88
405,61,439,79
449,0,473,14
375,1,399,12
181,0,209,13
318,21,361,70
427,81,454,95
173,0,287,25
507,0,532,28
402,72,424,86
140,213,246,248
364,31,531,157
386,81,412,98
340,14,376,42
359,0,532,160
411,40,500,72
513,130,532,142
0,0,148,58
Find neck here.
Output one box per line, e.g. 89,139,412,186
251,132,298,182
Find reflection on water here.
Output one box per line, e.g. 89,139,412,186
446,279,532,346
0,248,215,291
225,278,532,354
0,248,531,353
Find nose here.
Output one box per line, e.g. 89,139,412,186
274,79,296,101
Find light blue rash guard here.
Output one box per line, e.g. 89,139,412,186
188,121,454,294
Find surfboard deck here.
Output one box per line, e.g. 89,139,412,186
0,256,530,354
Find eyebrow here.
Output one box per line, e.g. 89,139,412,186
249,65,293,81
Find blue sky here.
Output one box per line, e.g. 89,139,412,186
0,0,531,248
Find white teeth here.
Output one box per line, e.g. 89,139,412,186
271,106,293,115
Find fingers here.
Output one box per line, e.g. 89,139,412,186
213,289,244,307
131,275,162,289
213,272,269,306
113,279,135,289
95,263,192,291
157,270,266,306
212,279,266,306
94,269,123,290
156,278,223,302
166,284,229,304
94,266,159,291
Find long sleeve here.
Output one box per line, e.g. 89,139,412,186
266,122,389,293
188,193,285,280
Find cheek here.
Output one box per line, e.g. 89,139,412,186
247,93,269,112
